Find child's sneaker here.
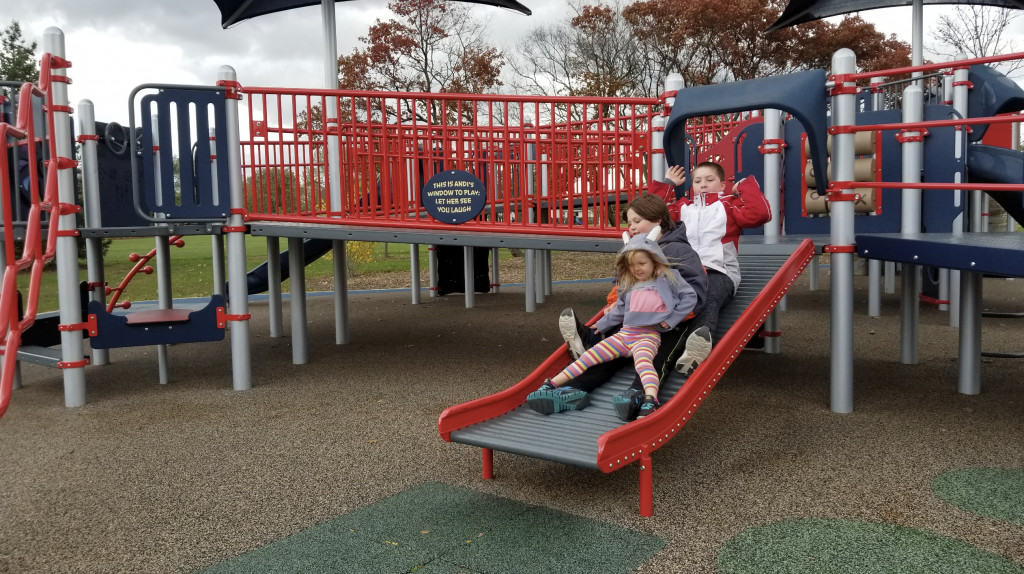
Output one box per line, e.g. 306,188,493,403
612,388,643,421
675,326,712,377
526,385,590,415
536,379,557,392
636,395,660,418
558,307,585,359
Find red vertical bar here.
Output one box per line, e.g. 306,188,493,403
481,448,494,479
639,453,653,517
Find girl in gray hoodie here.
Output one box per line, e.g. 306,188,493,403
529,227,698,418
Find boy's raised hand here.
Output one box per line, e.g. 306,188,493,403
665,165,686,186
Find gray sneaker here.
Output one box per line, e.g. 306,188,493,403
675,326,712,377
558,307,585,359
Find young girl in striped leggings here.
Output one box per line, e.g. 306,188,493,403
527,226,698,418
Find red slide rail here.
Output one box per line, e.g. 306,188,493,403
0,54,68,418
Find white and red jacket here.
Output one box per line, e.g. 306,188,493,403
650,175,771,293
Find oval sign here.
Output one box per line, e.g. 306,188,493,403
422,170,486,225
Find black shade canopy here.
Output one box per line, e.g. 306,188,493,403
767,0,1024,31
214,0,531,28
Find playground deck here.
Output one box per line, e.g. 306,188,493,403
0,274,1021,572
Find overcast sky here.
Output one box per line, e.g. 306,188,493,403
7,0,984,125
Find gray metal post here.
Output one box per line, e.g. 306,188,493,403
868,259,881,317
808,256,819,291
211,235,225,296
146,109,172,383
491,247,500,294
948,62,970,327
1015,120,1022,231
957,271,982,395
867,77,885,315
428,246,437,297
267,237,283,337
220,65,251,391
333,239,348,344
288,237,308,364
535,250,546,305
543,250,552,297
762,108,783,353
762,109,782,243
410,244,421,304
463,246,474,309
524,249,536,313
155,236,172,384
78,100,108,366
898,84,924,365
651,116,666,184
829,49,857,414
209,125,226,299
46,29,87,407
321,0,347,345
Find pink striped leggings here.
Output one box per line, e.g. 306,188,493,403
558,325,661,394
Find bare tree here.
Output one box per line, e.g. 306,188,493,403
507,1,659,97
931,6,1023,76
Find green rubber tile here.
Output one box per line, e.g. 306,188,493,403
932,468,1024,525
198,529,430,574
412,560,486,574
325,482,532,552
445,505,665,574
200,482,663,574
718,518,1024,574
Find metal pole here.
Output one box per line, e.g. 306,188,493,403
267,237,283,338
410,244,421,304
949,60,970,327
154,235,171,384
333,239,348,344
912,0,923,83
322,0,348,346
651,116,666,184
762,108,783,354
899,83,924,365
491,247,500,294
47,28,87,407
220,65,252,391
868,258,881,317
463,246,474,309
762,109,782,243
78,100,108,366
829,49,857,414
288,238,308,364
957,271,982,395
867,76,885,315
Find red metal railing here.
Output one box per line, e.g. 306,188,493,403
239,87,663,236
0,55,65,418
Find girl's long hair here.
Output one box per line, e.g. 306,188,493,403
615,249,675,291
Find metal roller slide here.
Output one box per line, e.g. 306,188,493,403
439,239,816,513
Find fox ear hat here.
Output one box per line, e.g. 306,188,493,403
618,225,669,265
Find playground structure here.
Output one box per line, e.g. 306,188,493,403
2,27,1023,514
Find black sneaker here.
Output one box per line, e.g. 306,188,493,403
536,379,556,392
526,385,590,415
636,395,660,418
675,326,712,377
612,388,643,421
558,308,585,359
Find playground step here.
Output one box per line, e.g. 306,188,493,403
16,345,81,368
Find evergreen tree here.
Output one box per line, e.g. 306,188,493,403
0,21,38,83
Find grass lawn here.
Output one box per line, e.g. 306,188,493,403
17,236,440,312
